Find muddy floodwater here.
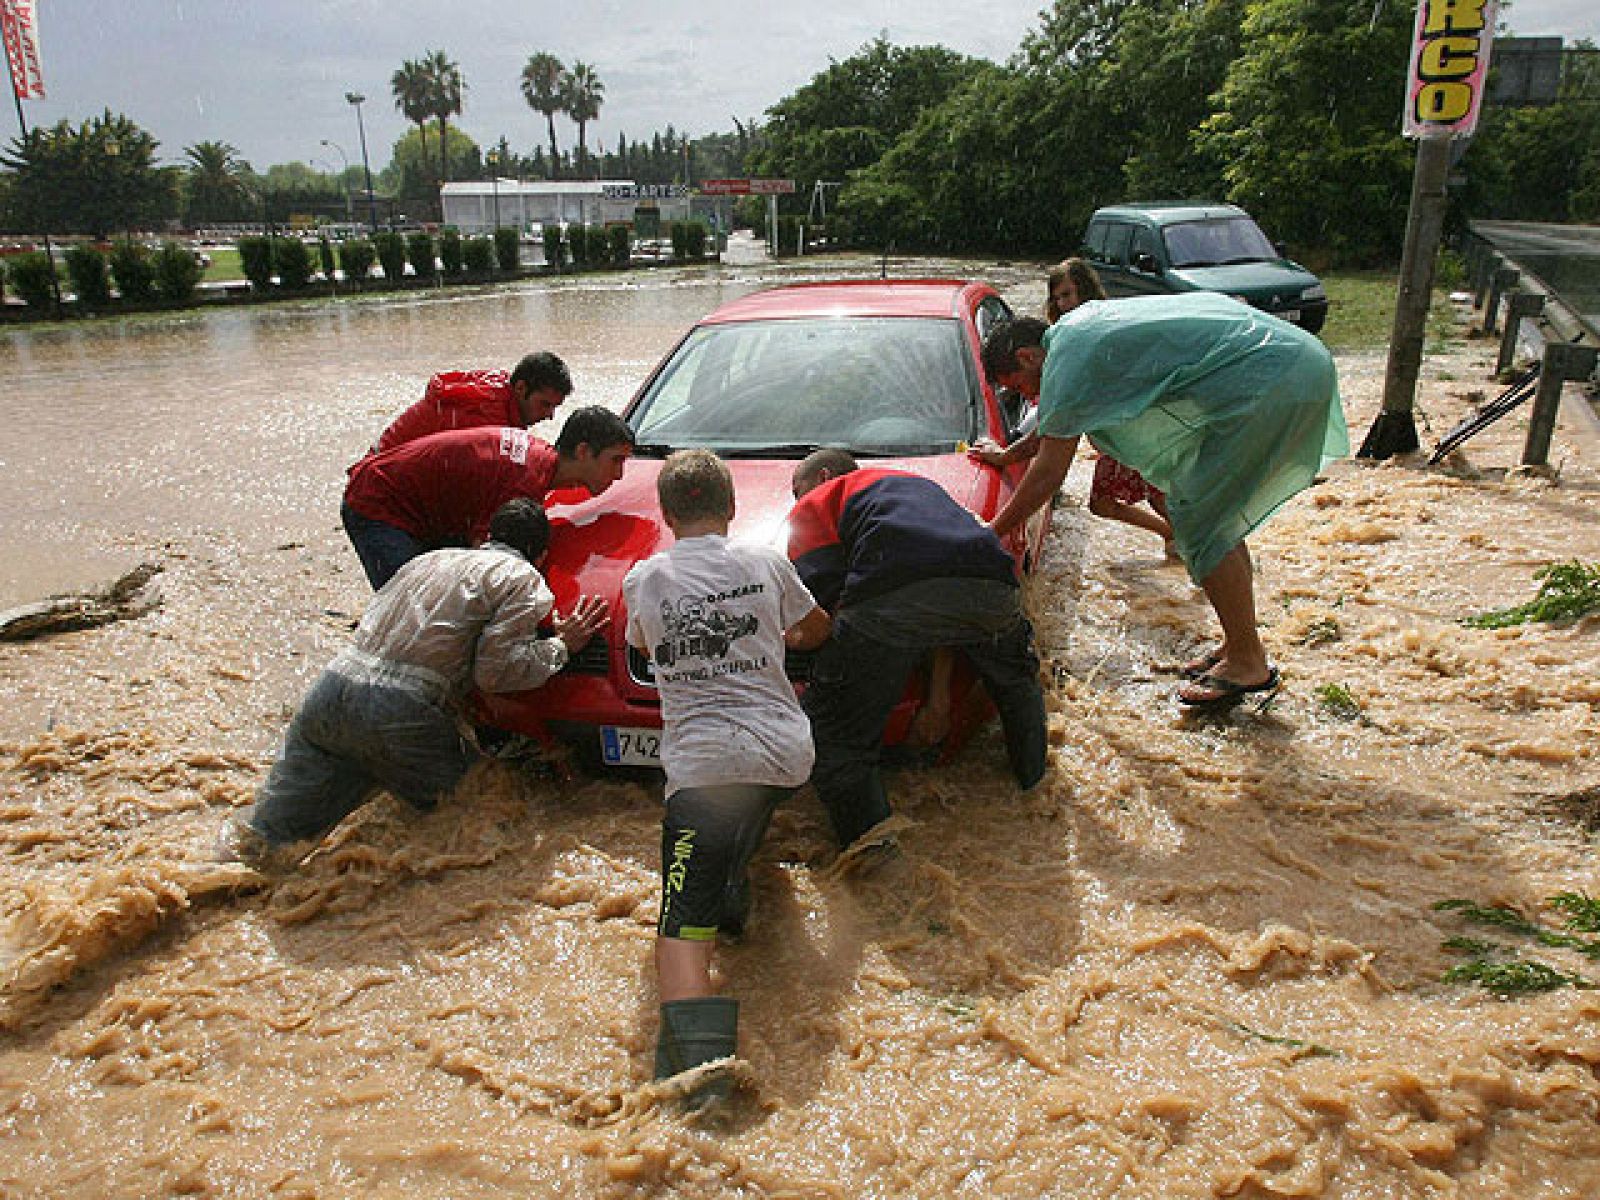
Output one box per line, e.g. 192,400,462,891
3,254,1599,1198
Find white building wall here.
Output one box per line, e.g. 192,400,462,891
439,181,692,233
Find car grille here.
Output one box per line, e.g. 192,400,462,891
564,635,610,675
625,644,818,687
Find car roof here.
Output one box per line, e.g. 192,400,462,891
1091,202,1249,226
696,279,988,325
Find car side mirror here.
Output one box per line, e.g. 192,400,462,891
1132,251,1159,275
1274,241,1288,258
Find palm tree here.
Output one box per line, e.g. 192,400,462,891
183,140,250,224
391,59,433,178
423,50,464,188
562,61,605,178
520,52,566,180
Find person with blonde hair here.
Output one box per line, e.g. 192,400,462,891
623,449,831,1110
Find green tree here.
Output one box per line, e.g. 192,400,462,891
183,140,252,225
754,38,991,186
424,50,465,194
1,110,176,236
1195,0,1415,265
1462,42,1600,224
381,126,478,224
391,58,434,185
521,52,567,180
562,61,605,178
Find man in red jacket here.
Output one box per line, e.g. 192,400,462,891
370,352,573,456
342,405,634,588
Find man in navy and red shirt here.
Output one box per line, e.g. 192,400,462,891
787,448,1047,849
370,352,573,456
342,405,634,589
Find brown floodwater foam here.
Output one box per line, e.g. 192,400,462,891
3,260,1599,1196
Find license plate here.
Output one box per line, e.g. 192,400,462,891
1281,308,1301,322
601,726,662,767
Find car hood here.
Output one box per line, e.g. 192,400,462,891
543,452,995,608
1171,260,1320,305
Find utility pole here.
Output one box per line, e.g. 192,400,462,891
1359,134,1451,459
1359,0,1498,459
346,91,379,233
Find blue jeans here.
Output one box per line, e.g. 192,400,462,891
341,503,426,590
802,613,1046,848
247,667,476,846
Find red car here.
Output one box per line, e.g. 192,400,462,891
476,279,1050,768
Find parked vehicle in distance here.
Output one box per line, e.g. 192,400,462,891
1082,202,1328,334
473,278,1052,769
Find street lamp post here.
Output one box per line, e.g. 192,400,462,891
345,91,379,232
320,138,352,222
486,150,501,232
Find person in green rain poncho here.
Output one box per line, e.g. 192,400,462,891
981,292,1348,709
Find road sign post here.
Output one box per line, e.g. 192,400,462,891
1361,0,1498,460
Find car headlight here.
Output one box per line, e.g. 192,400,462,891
1302,284,1327,301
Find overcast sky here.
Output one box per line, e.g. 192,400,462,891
13,0,1597,173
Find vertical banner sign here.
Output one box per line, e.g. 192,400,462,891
1,0,45,99
1403,0,1496,138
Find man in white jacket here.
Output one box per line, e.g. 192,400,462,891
218,498,607,873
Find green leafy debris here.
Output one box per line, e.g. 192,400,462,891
1433,899,1542,936
1550,892,1600,933
1314,683,1362,720
1226,1022,1340,1059
1442,957,1593,996
1466,561,1600,629
1436,896,1600,993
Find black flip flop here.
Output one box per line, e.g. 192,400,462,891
1180,648,1223,680
1178,667,1281,710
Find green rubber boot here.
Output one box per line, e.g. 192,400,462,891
654,997,738,1110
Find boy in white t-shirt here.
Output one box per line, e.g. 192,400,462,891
623,450,831,1109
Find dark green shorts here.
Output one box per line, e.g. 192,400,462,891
659,783,792,941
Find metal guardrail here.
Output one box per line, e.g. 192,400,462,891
1462,223,1600,467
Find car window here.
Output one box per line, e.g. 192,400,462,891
631,317,979,454
1101,222,1133,266
1131,225,1161,266
1083,220,1110,261
975,295,1013,343
1163,216,1277,267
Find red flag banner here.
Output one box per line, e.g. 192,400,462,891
1,0,45,100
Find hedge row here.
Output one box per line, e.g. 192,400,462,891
3,224,719,318
1,240,204,312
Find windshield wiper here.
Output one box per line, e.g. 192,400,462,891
719,443,823,459
629,441,679,458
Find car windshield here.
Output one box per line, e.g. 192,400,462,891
1163,216,1278,268
629,316,980,456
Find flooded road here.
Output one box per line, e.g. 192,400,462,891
3,259,1600,1198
